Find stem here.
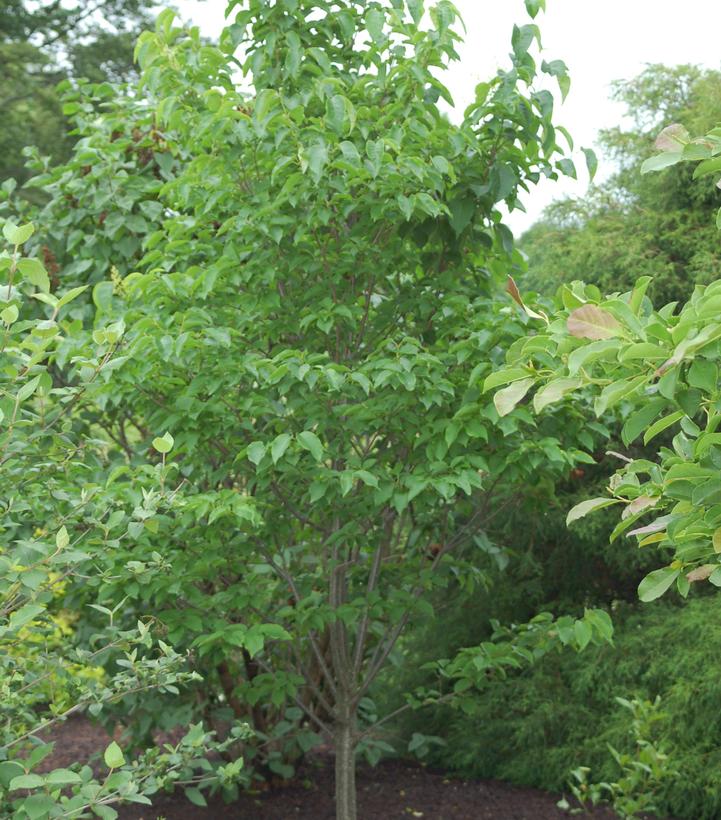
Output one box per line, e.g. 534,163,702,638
334,698,357,820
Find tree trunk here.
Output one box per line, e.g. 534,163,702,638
334,711,357,820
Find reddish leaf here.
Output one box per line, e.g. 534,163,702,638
567,305,621,340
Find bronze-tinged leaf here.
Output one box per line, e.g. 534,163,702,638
622,495,659,520
567,305,621,340
686,564,716,583
654,123,690,153
506,275,524,309
506,276,548,323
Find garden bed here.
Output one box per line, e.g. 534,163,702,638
43,717,616,819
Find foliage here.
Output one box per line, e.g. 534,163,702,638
0,219,248,819
521,65,721,306
17,77,173,290
487,229,721,604
560,696,675,820
4,3,615,816
0,0,162,184
411,595,721,819
457,108,721,818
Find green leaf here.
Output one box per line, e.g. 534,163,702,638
355,469,379,488
637,567,680,602
366,7,385,43
688,359,718,391
407,0,424,24
567,338,620,376
297,430,323,461
714,528,721,554
693,155,721,179
3,221,34,245
56,285,89,309
661,323,721,371
566,497,621,526
184,787,208,807
640,152,682,174
243,625,264,657
46,768,83,785
271,433,292,464
17,374,42,404
524,0,545,17
618,342,666,362
621,398,666,446
306,141,328,182
18,258,50,293
594,374,647,417
584,608,614,642
92,805,118,820
9,773,45,790
493,377,534,417
574,619,592,650
340,471,354,496
103,741,125,769
643,411,684,445
1,304,18,325
709,567,721,587
582,147,597,181
56,526,69,550
0,761,24,788
152,431,174,454
629,276,652,315
532,377,582,413
247,441,266,465
8,603,45,631
483,367,532,392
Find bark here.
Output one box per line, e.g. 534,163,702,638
334,705,357,820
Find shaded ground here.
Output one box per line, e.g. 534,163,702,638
43,717,617,819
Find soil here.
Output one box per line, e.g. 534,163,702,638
41,717,618,820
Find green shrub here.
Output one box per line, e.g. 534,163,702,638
416,596,721,820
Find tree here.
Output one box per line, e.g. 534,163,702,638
521,65,721,306
16,3,621,817
0,0,162,184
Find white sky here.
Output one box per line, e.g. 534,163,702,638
175,0,721,233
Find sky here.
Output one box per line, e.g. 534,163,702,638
174,0,721,232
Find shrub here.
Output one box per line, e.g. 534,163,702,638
416,596,721,819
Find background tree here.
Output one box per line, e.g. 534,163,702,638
0,0,164,184
521,64,721,305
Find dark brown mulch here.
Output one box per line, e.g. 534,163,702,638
40,716,617,820
121,758,618,820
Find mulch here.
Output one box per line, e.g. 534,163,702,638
39,716,618,820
